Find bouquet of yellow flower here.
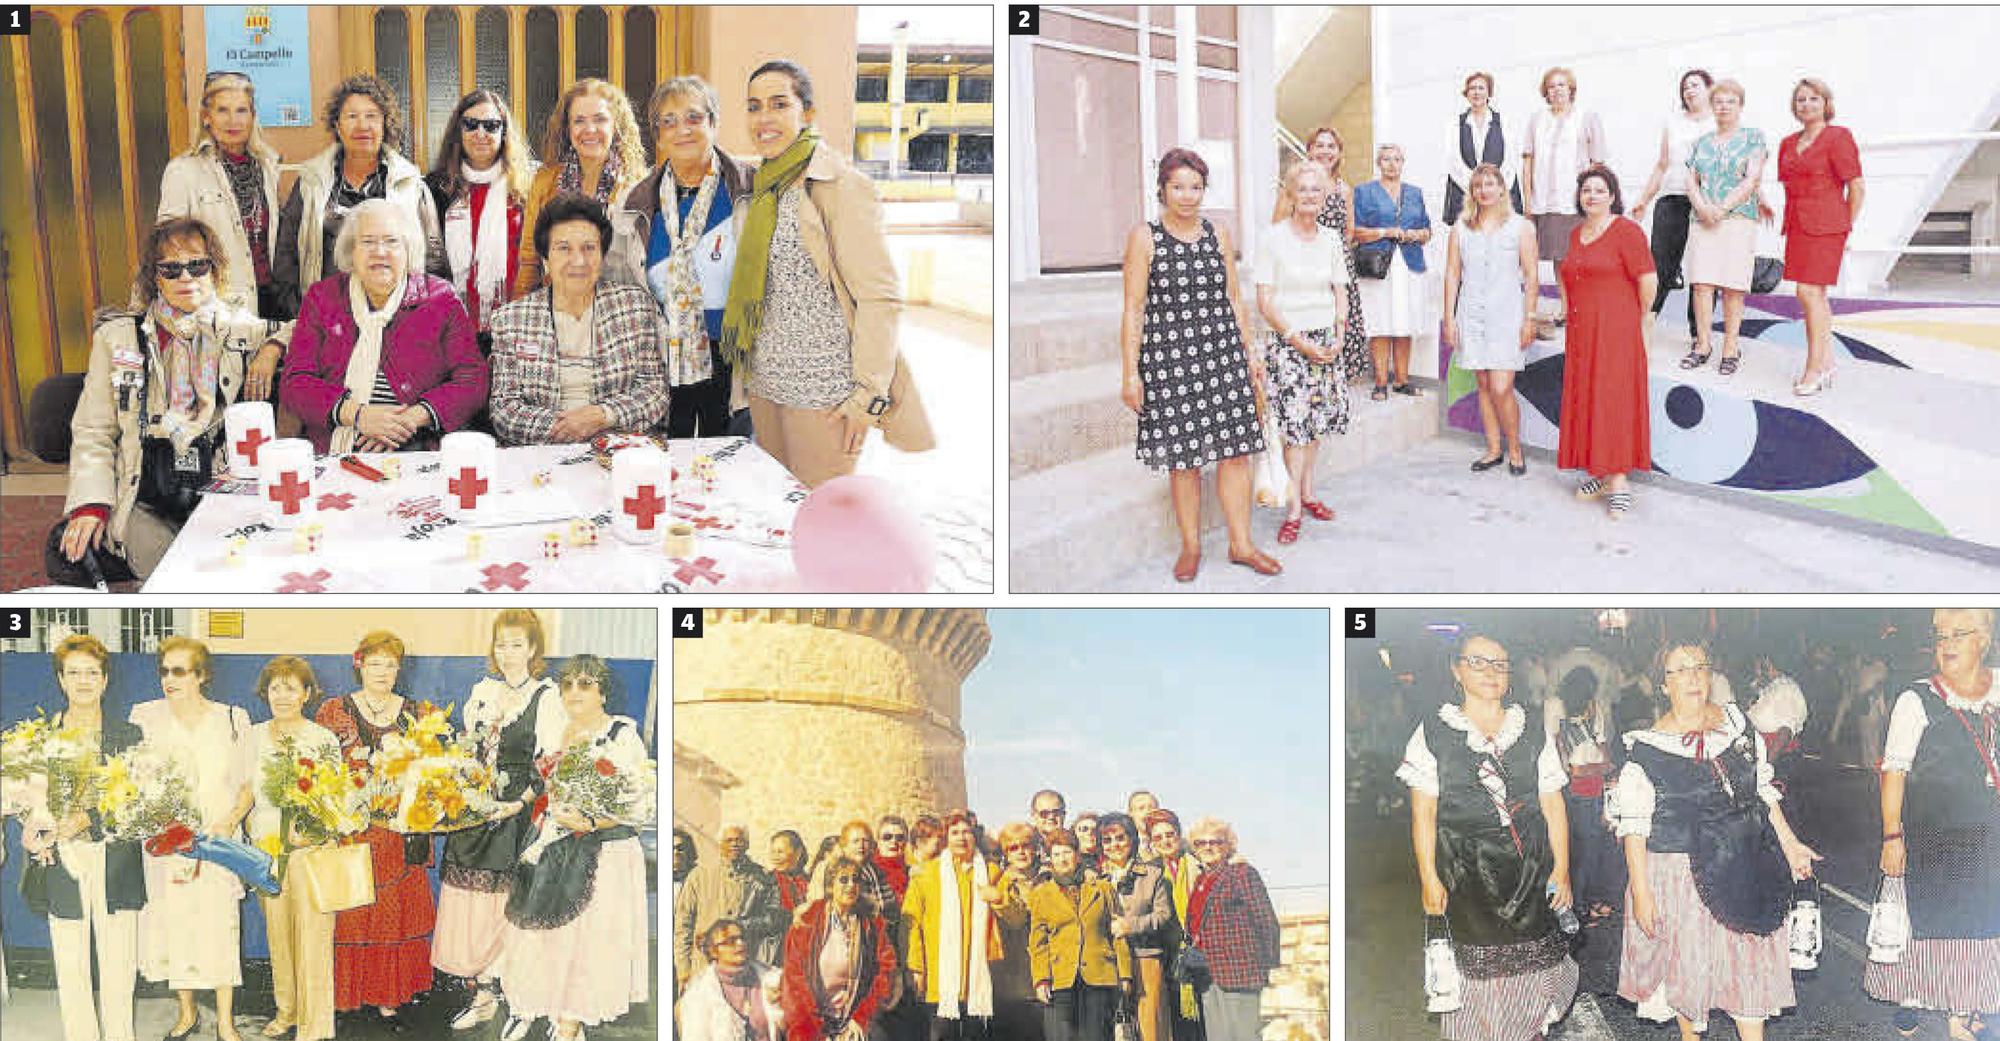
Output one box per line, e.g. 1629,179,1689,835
364,701,502,833
257,734,370,869
1,712,101,851
96,744,201,843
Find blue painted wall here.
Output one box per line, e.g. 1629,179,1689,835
1,652,656,953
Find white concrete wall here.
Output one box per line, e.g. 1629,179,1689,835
1370,5,2000,294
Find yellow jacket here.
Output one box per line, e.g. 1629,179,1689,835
1027,877,1133,991
901,855,1005,1005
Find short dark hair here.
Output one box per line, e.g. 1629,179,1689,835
533,194,614,261
257,656,323,713
1044,827,1080,853
1574,164,1626,216
134,218,230,308
1096,812,1141,851
1678,69,1715,113
748,59,815,111
1156,148,1209,204
556,653,623,714
323,74,406,155
1557,667,1599,717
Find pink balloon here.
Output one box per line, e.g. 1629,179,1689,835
791,475,935,593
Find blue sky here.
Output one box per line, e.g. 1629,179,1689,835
964,610,1330,898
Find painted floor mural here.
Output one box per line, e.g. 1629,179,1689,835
1443,293,2000,553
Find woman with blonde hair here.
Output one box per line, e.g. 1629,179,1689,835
427,89,536,339
1681,79,1768,376
1352,144,1433,400
1519,68,1606,295
158,71,289,350
1444,163,1538,475
1777,76,1864,396
1299,127,1369,383
518,78,648,296
1254,160,1351,545
435,609,564,1032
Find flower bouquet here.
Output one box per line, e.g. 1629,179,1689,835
520,738,656,864
1,712,102,858
363,702,503,833
257,734,370,875
100,742,280,895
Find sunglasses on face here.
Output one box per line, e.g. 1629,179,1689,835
879,833,907,843
159,665,199,678
157,258,214,280
461,117,505,135
1003,842,1032,853
1034,807,1065,820
205,69,247,84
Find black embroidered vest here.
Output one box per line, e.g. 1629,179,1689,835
1902,681,2000,939
1626,709,1788,936
1423,708,1560,954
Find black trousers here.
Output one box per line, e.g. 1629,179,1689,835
1648,194,1698,337
1042,986,1117,1041
666,369,732,438
924,1006,993,1041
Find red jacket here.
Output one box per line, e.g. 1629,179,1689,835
1187,860,1281,992
782,899,898,1041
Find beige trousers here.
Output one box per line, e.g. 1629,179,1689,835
47,840,140,1041
749,394,863,489
261,858,336,1041
1134,954,1171,1041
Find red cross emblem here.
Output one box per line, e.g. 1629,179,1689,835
277,569,331,593
234,427,270,466
317,492,355,511
480,562,530,592
266,469,311,515
622,484,667,530
448,466,489,510
689,515,730,531
671,556,723,585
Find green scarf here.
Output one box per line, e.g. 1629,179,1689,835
721,127,820,373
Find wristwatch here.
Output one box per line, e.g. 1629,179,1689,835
866,395,893,417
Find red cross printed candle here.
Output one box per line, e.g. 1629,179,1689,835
611,444,670,544
258,437,318,529
224,401,276,479
439,431,498,521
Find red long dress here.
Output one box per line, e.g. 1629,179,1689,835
1558,217,1655,478
317,694,437,1010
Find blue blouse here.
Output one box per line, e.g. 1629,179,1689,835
1353,180,1430,274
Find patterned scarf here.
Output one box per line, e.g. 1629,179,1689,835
721,127,819,373
555,146,625,205
649,164,720,385
218,149,270,281
149,296,222,452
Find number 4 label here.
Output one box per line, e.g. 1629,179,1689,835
672,608,704,639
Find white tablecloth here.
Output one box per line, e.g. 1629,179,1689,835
146,438,817,593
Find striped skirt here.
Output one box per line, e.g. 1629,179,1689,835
1617,852,1794,1032
1441,944,1579,1041
1864,937,2000,1014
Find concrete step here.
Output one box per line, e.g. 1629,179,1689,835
1007,361,1134,478
1009,389,1439,591
1008,303,1124,377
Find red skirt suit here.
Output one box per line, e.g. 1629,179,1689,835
1777,125,1862,286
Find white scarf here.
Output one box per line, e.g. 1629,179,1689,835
332,273,407,455
445,162,510,330
935,851,994,1020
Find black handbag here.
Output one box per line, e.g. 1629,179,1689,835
135,434,217,524
1751,257,1785,294
1355,247,1392,280
1169,935,1210,987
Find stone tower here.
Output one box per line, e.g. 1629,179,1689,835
673,608,991,854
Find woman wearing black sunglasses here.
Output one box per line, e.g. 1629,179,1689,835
49,217,288,587
1097,813,1175,1041
427,90,537,344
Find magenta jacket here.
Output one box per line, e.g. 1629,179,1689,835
281,272,489,452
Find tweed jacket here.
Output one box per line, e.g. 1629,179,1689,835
781,899,899,1041
487,281,672,445
156,139,285,314
281,272,488,452
1027,875,1134,991
65,304,285,550
1187,859,1281,992
1102,859,1179,958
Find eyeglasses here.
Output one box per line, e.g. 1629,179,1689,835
1934,628,1984,645
879,833,907,843
356,237,402,256
1003,842,1031,853
461,117,505,135
157,258,214,280
205,69,247,84
158,665,199,678
1664,662,1713,679
1456,655,1511,674
1033,807,1065,820
655,111,711,131
1191,838,1227,849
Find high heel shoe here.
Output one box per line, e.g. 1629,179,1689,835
1793,366,1836,396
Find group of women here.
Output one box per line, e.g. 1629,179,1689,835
1400,608,1998,1041
678,806,1281,1041
22,609,651,1041
52,60,931,586
1122,67,1866,573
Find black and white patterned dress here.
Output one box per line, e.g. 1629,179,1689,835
1135,219,1264,471
1317,188,1372,384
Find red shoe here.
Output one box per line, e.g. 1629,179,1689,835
1301,498,1336,521
1277,518,1302,544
